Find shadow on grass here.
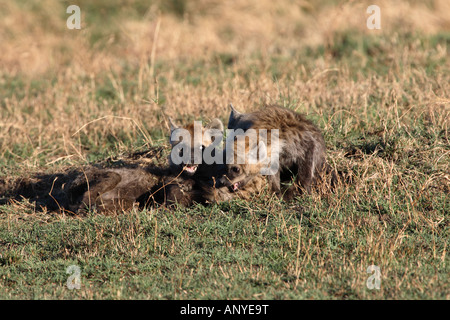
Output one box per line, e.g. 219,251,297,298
0,147,191,215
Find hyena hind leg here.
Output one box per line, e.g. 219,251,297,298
295,152,315,196
277,165,307,201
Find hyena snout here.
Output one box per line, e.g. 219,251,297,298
218,165,245,191
175,144,208,175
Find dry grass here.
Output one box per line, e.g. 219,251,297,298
0,0,448,169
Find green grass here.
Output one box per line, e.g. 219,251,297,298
1,188,447,299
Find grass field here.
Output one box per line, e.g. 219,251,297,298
0,0,448,299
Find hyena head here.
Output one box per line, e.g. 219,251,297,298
168,117,224,177
219,132,275,192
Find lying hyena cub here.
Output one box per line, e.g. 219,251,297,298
220,104,328,200
68,166,157,213
71,118,224,213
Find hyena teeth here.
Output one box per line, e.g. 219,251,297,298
232,181,241,191
185,164,198,173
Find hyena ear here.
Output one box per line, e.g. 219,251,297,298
205,118,224,146
229,103,241,117
208,118,224,134
168,117,179,133
168,117,180,146
229,103,240,114
228,103,242,129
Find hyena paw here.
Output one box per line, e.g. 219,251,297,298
282,188,297,201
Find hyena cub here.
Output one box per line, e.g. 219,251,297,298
68,166,159,213
144,117,224,207
168,117,223,177
71,118,224,213
162,116,271,206
220,104,328,199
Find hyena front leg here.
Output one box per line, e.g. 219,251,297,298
267,170,281,196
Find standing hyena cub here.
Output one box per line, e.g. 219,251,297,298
220,104,328,199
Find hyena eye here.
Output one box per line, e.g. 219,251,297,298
201,145,205,150
232,166,240,173
179,149,183,157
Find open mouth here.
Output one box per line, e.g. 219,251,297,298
230,181,243,192
184,164,198,174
